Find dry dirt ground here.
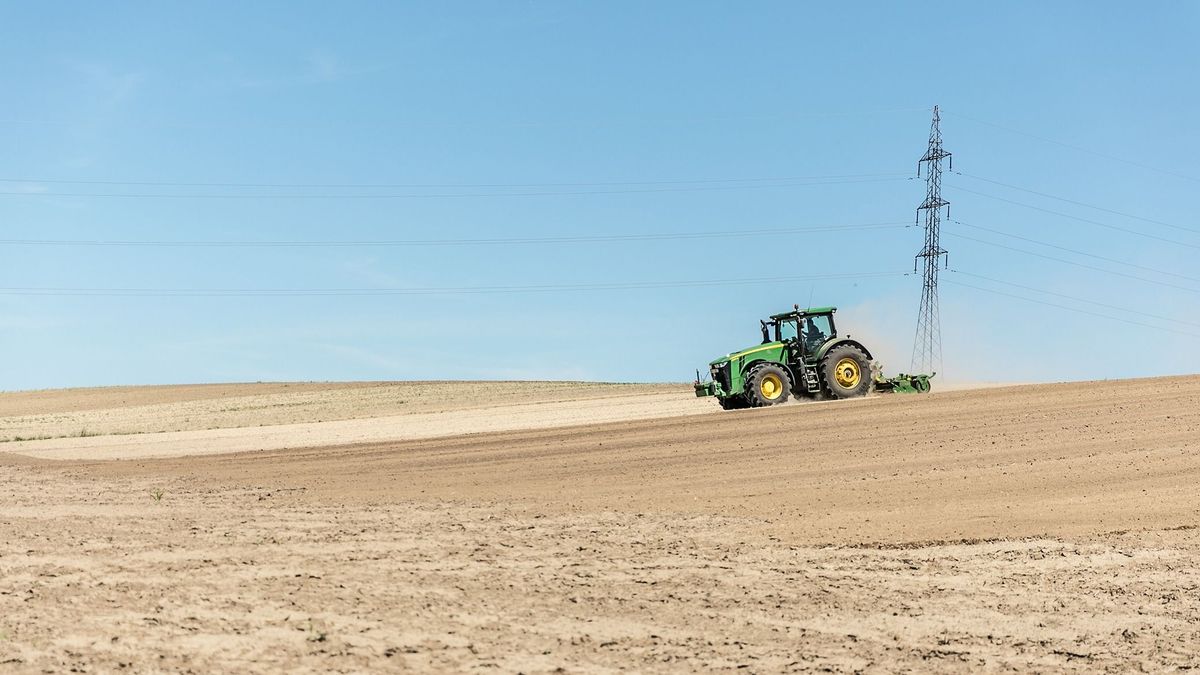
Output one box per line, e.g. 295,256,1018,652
2,377,1200,672
0,381,683,442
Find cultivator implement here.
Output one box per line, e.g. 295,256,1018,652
872,372,934,394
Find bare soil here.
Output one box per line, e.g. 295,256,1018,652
0,381,680,443
2,376,1199,672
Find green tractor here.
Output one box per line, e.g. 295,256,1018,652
694,305,932,409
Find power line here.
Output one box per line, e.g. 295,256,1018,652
0,221,913,248
0,171,910,190
945,278,1200,341
950,270,1200,329
952,171,1200,236
950,220,1200,285
943,229,1200,295
0,175,911,199
0,270,908,297
0,106,930,132
948,184,1200,251
943,110,1200,185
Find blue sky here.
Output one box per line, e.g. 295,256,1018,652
2,2,1198,390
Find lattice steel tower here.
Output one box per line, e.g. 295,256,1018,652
912,105,951,375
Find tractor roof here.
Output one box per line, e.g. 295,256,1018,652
768,306,836,321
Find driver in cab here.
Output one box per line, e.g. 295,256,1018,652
801,317,826,352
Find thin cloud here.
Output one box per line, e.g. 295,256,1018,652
68,60,145,111
313,343,408,372
307,49,341,82
7,182,50,194
337,256,408,288
232,49,386,89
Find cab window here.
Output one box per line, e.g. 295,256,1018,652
778,319,798,341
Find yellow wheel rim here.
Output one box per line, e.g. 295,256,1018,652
834,358,861,388
759,373,784,400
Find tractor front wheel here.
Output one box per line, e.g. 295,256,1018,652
821,345,872,399
719,396,749,410
743,363,792,407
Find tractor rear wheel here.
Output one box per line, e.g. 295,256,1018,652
820,345,872,399
743,363,792,407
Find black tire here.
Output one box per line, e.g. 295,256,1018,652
820,345,872,399
719,396,748,410
743,363,793,408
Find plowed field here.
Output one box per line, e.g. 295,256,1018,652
2,376,1198,672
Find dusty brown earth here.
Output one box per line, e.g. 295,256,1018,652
2,376,1200,672
0,381,681,442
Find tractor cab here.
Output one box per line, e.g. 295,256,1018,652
761,306,837,358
